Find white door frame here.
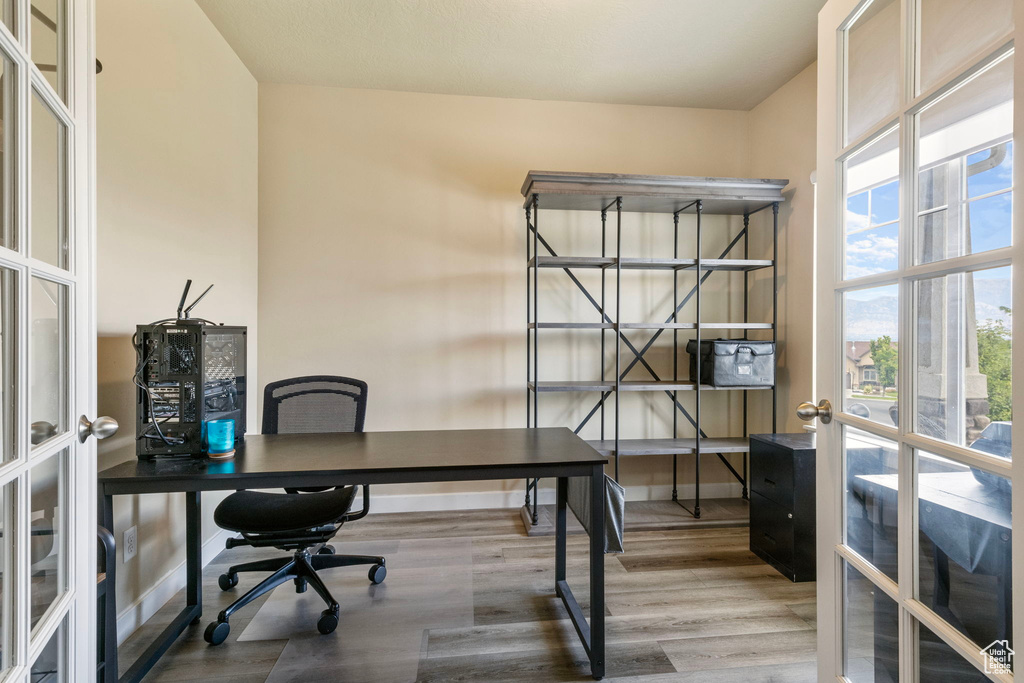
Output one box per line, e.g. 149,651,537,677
0,0,95,680
815,0,1022,680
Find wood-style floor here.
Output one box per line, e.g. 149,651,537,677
120,509,817,682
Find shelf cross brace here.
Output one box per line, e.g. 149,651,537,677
573,225,749,434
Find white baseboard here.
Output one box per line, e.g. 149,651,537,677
115,528,234,645
366,481,743,514
116,481,743,642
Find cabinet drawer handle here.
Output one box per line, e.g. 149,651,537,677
764,477,776,487
762,532,776,545
787,513,793,519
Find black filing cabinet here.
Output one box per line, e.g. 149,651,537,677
749,433,816,582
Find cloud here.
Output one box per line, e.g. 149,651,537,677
846,210,870,234
846,232,899,275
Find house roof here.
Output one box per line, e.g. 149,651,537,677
846,341,872,362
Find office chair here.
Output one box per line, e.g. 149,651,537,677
204,376,386,645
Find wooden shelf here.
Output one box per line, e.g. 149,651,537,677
619,322,774,330
530,256,773,271
586,437,751,456
529,322,773,330
521,171,787,214
528,380,774,392
528,322,613,329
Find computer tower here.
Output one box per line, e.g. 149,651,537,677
135,322,247,457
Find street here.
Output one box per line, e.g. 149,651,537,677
846,396,897,425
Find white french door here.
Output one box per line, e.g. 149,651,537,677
0,0,97,681
815,0,1022,680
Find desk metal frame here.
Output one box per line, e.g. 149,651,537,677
100,449,605,682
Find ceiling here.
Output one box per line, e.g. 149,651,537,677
196,0,825,111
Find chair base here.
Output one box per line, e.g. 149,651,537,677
204,547,385,646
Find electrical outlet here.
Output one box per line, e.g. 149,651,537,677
123,525,138,563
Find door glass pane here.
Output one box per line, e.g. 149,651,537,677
0,49,13,251
30,0,64,102
0,268,13,463
30,448,65,630
844,562,899,682
918,0,1013,94
846,0,899,143
845,128,900,279
845,426,899,581
30,277,66,445
917,450,1011,656
919,621,995,680
30,90,66,269
916,54,1013,264
0,481,10,672
914,266,1011,454
844,284,899,423
30,614,66,682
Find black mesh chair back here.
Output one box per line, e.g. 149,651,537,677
262,376,368,435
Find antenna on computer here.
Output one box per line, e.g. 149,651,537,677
183,284,214,319
176,280,192,320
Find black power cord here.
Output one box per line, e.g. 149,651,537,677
132,324,185,447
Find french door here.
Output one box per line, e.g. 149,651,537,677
0,0,98,681
815,0,1022,680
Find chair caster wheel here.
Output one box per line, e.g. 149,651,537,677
204,620,230,646
368,564,387,584
218,572,238,591
317,610,339,635
318,545,336,555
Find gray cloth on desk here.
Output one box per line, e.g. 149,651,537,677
567,474,625,554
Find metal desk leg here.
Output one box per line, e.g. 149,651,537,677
554,471,606,680
100,493,114,538
589,464,605,680
186,492,202,623
115,492,204,683
555,477,567,587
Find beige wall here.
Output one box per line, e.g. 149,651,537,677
256,83,815,502
747,62,818,434
96,0,258,617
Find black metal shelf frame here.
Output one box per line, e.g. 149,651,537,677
524,187,780,522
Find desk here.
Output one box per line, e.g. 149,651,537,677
99,427,608,682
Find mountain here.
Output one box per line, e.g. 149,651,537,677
843,272,1011,342
845,294,898,341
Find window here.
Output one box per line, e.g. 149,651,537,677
845,127,900,278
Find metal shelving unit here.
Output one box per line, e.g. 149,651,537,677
523,171,786,523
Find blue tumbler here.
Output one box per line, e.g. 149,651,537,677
206,419,235,458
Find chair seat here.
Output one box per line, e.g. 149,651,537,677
214,486,357,533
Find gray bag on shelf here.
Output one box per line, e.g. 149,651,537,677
567,474,625,554
686,339,776,387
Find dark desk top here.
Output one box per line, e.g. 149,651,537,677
750,432,816,451
98,427,606,494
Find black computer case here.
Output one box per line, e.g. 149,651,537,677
135,322,246,457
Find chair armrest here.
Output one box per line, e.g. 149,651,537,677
341,485,370,523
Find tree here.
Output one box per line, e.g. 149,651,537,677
977,307,1012,422
869,335,898,390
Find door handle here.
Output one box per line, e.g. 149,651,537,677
79,415,119,443
796,399,832,424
